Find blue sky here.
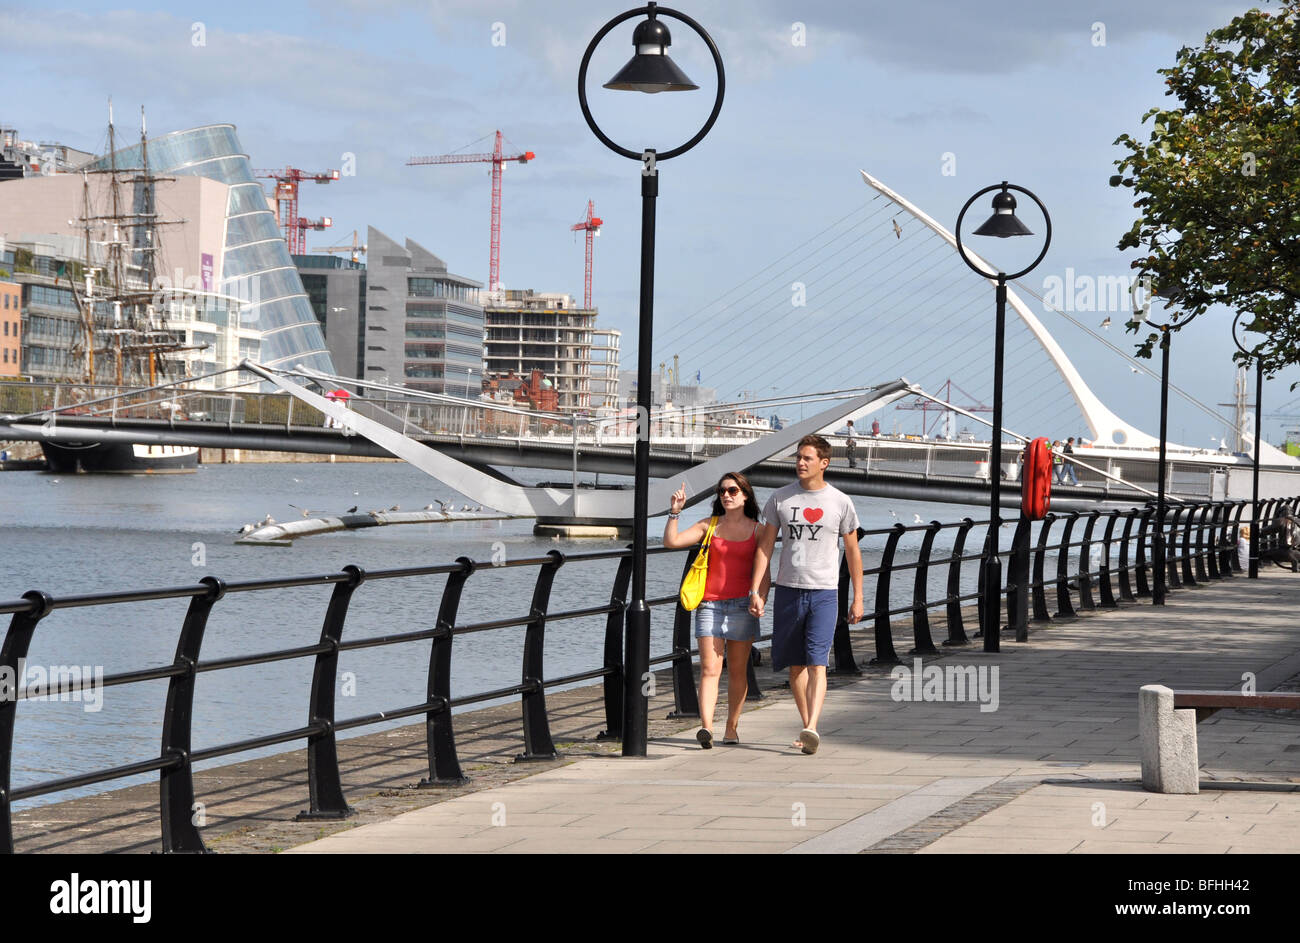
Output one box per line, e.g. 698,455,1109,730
4,0,1298,445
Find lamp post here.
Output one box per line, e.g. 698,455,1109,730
954,183,1051,653
1130,288,1201,605
1230,312,1264,578
578,3,724,756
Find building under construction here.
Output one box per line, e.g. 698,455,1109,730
483,289,620,416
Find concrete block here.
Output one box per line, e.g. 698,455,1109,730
1139,685,1200,794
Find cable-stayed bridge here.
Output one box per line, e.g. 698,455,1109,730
4,169,1297,522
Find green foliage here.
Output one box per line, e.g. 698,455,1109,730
1111,2,1300,374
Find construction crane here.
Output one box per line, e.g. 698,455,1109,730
253,166,340,254
313,229,367,263
896,378,991,439
570,200,602,309
407,130,534,295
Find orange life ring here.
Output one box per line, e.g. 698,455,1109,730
1021,437,1053,520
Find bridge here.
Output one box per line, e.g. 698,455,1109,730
4,168,1298,520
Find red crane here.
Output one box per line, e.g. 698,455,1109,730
570,201,602,309
407,131,534,295
254,167,339,254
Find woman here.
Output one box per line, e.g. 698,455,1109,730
663,472,769,748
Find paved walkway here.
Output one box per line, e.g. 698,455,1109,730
291,568,1300,854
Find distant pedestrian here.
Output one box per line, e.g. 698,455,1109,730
871,418,880,437
1060,437,1079,486
1051,440,1063,482
844,420,857,469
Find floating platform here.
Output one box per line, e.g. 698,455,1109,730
236,509,524,545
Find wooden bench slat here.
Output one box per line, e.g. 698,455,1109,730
1172,690,1300,710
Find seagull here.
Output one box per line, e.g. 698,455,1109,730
289,504,313,518
892,219,902,239
424,504,435,511
1100,316,1111,330
436,499,452,511
1130,366,1140,373
889,509,898,521
260,514,275,526
347,505,358,513
388,504,400,512
236,523,255,534
913,514,923,524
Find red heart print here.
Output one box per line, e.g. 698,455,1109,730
803,508,823,523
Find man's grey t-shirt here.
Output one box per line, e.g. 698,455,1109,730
762,482,860,589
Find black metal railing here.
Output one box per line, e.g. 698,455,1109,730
2,496,1296,853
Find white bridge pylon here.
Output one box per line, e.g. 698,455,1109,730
861,169,1162,450
242,360,915,519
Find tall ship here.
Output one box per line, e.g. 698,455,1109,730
40,106,203,474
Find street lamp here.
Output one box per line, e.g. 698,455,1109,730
1130,286,1201,605
954,183,1051,653
1230,312,1264,578
578,3,724,756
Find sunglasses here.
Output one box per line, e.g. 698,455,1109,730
717,485,742,497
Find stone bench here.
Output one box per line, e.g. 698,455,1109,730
1138,685,1300,793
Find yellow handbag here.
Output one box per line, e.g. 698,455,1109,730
679,517,719,611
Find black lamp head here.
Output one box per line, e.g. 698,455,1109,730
973,184,1034,238
603,5,699,93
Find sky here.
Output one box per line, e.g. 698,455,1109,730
4,0,1299,446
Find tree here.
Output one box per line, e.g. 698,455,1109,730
1110,2,1300,375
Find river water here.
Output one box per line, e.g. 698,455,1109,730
2,460,1071,808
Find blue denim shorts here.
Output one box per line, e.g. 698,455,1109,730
694,596,760,641
771,586,838,670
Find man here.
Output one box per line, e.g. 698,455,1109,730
1060,436,1079,486
844,419,857,469
750,435,864,754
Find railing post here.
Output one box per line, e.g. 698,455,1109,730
519,550,564,760
1165,507,1184,590
1097,511,1118,608
943,518,975,646
1075,511,1100,612
1135,507,1153,597
160,576,226,854
1178,505,1198,587
0,591,54,855
298,565,365,821
832,527,867,674
1030,513,1055,622
1006,516,1031,642
909,521,942,655
1228,501,1248,574
1202,505,1220,580
421,557,474,787
871,524,905,665
599,553,633,740
667,549,703,719
1117,510,1137,601
1054,512,1079,619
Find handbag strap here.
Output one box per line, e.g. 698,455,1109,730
698,517,718,560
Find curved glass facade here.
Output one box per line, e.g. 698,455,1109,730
89,124,335,375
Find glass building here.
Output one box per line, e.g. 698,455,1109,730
88,125,335,375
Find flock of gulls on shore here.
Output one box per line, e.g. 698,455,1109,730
235,498,486,534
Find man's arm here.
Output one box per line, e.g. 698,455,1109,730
842,528,864,623
750,522,777,617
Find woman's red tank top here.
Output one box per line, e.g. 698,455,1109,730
702,528,756,601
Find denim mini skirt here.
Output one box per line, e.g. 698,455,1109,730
694,596,760,641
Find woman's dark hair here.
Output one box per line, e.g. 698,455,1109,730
710,471,760,519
